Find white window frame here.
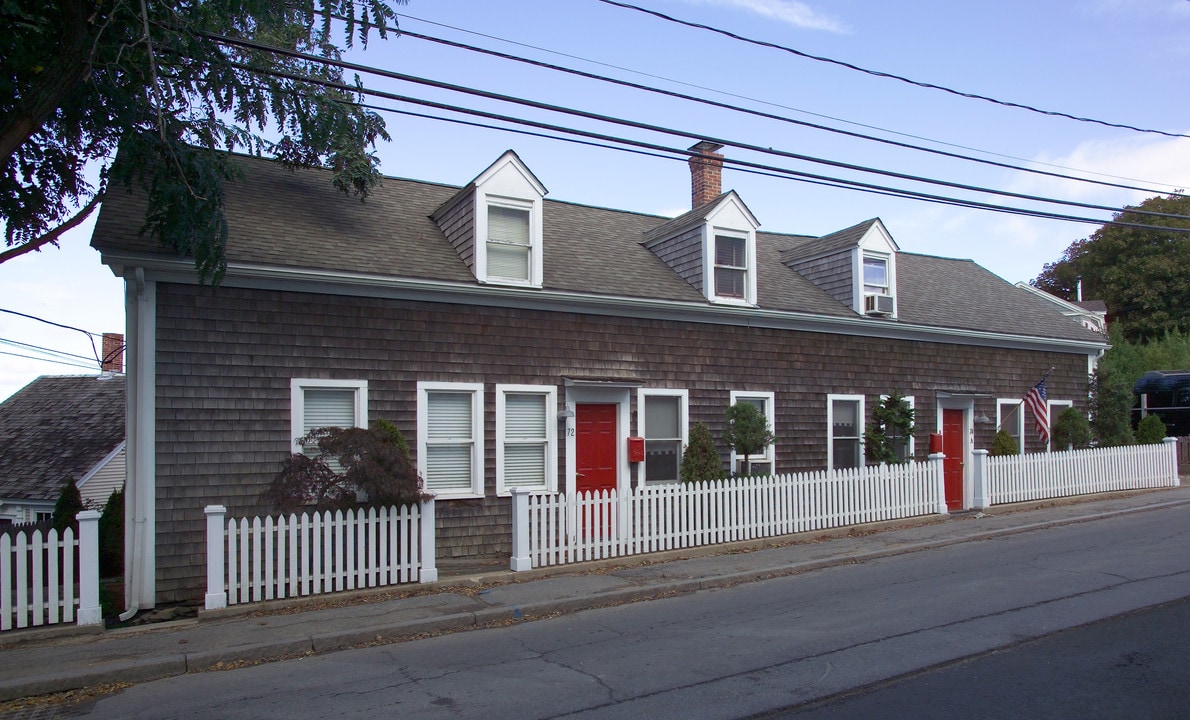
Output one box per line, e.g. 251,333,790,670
417,381,485,499
1047,399,1073,452
729,390,776,470
290,379,368,454
878,393,915,461
496,384,558,496
712,232,749,302
862,254,890,295
996,398,1026,455
827,394,865,470
637,388,689,484
477,195,542,288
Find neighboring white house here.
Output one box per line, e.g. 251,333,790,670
0,372,126,524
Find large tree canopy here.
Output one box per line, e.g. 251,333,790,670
1,0,402,282
1032,194,1190,342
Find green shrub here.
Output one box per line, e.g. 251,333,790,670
865,391,916,464
990,429,1019,456
52,478,84,532
99,487,124,577
680,422,722,484
1135,414,1168,444
725,402,774,476
1051,407,1092,450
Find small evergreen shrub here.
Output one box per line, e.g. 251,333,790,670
680,422,722,484
99,487,124,577
1051,407,1092,450
52,478,84,532
1135,414,1168,444
724,402,775,476
865,391,916,464
990,429,1019,456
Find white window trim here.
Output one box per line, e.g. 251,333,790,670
878,393,915,460
729,390,776,468
1047,399,1073,452
827,393,865,470
495,384,558,496
290,379,368,454
636,388,689,483
996,398,1026,455
855,247,898,318
417,381,485,499
476,194,543,288
704,226,757,306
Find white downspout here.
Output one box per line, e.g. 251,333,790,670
120,268,155,621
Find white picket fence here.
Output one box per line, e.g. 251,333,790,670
973,437,1180,507
510,456,946,570
1,511,102,632
203,500,439,610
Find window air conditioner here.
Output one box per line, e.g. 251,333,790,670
864,294,894,316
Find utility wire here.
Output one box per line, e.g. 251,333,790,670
207,33,1190,223
389,24,1173,197
0,308,101,365
394,11,1185,191
0,350,97,371
0,337,95,363
597,0,1190,140
234,56,1190,234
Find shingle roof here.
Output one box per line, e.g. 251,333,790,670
91,153,1105,344
0,376,126,501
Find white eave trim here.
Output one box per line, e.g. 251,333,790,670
100,252,1108,355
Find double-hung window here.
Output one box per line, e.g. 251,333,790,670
1047,399,1073,451
863,255,889,295
638,389,688,483
729,390,775,473
418,382,484,498
714,234,747,300
486,204,532,282
828,394,865,470
290,379,368,455
996,399,1025,455
496,385,557,495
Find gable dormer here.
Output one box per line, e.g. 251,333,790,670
431,150,547,288
642,142,760,305
782,218,900,319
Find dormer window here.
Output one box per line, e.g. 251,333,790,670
863,255,889,295
487,203,532,282
714,234,748,299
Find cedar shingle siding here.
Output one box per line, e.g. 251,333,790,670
785,250,854,308
151,282,1088,602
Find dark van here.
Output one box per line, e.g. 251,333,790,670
1133,370,1190,437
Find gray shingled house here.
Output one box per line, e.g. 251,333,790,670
90,143,1108,607
0,374,126,525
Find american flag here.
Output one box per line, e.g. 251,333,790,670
1023,377,1049,444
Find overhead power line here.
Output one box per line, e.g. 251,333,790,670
393,11,1184,191
596,0,1190,140
206,32,1190,225
0,308,101,365
389,24,1173,197
229,54,1190,235
0,350,96,371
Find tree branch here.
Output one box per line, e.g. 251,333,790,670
0,191,103,264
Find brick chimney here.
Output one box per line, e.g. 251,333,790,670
688,141,724,209
101,332,124,373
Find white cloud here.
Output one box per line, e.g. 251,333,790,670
1008,135,1190,205
675,0,850,33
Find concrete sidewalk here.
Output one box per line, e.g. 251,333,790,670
2,485,1188,704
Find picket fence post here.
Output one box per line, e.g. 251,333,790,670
971,449,990,509
419,497,438,583
76,510,103,626
929,453,948,515
1164,437,1180,487
204,505,228,610
508,488,533,571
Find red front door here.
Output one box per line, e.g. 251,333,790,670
576,404,617,496
942,409,965,510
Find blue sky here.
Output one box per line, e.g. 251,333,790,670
2,0,1189,400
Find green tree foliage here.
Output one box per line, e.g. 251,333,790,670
1,0,402,281
680,422,722,484
1051,407,1092,451
864,391,916,464
263,421,428,513
1031,194,1190,342
98,487,124,577
990,429,1019,457
51,478,84,532
1088,326,1189,446
1089,363,1134,447
724,402,774,476
1135,414,1167,444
